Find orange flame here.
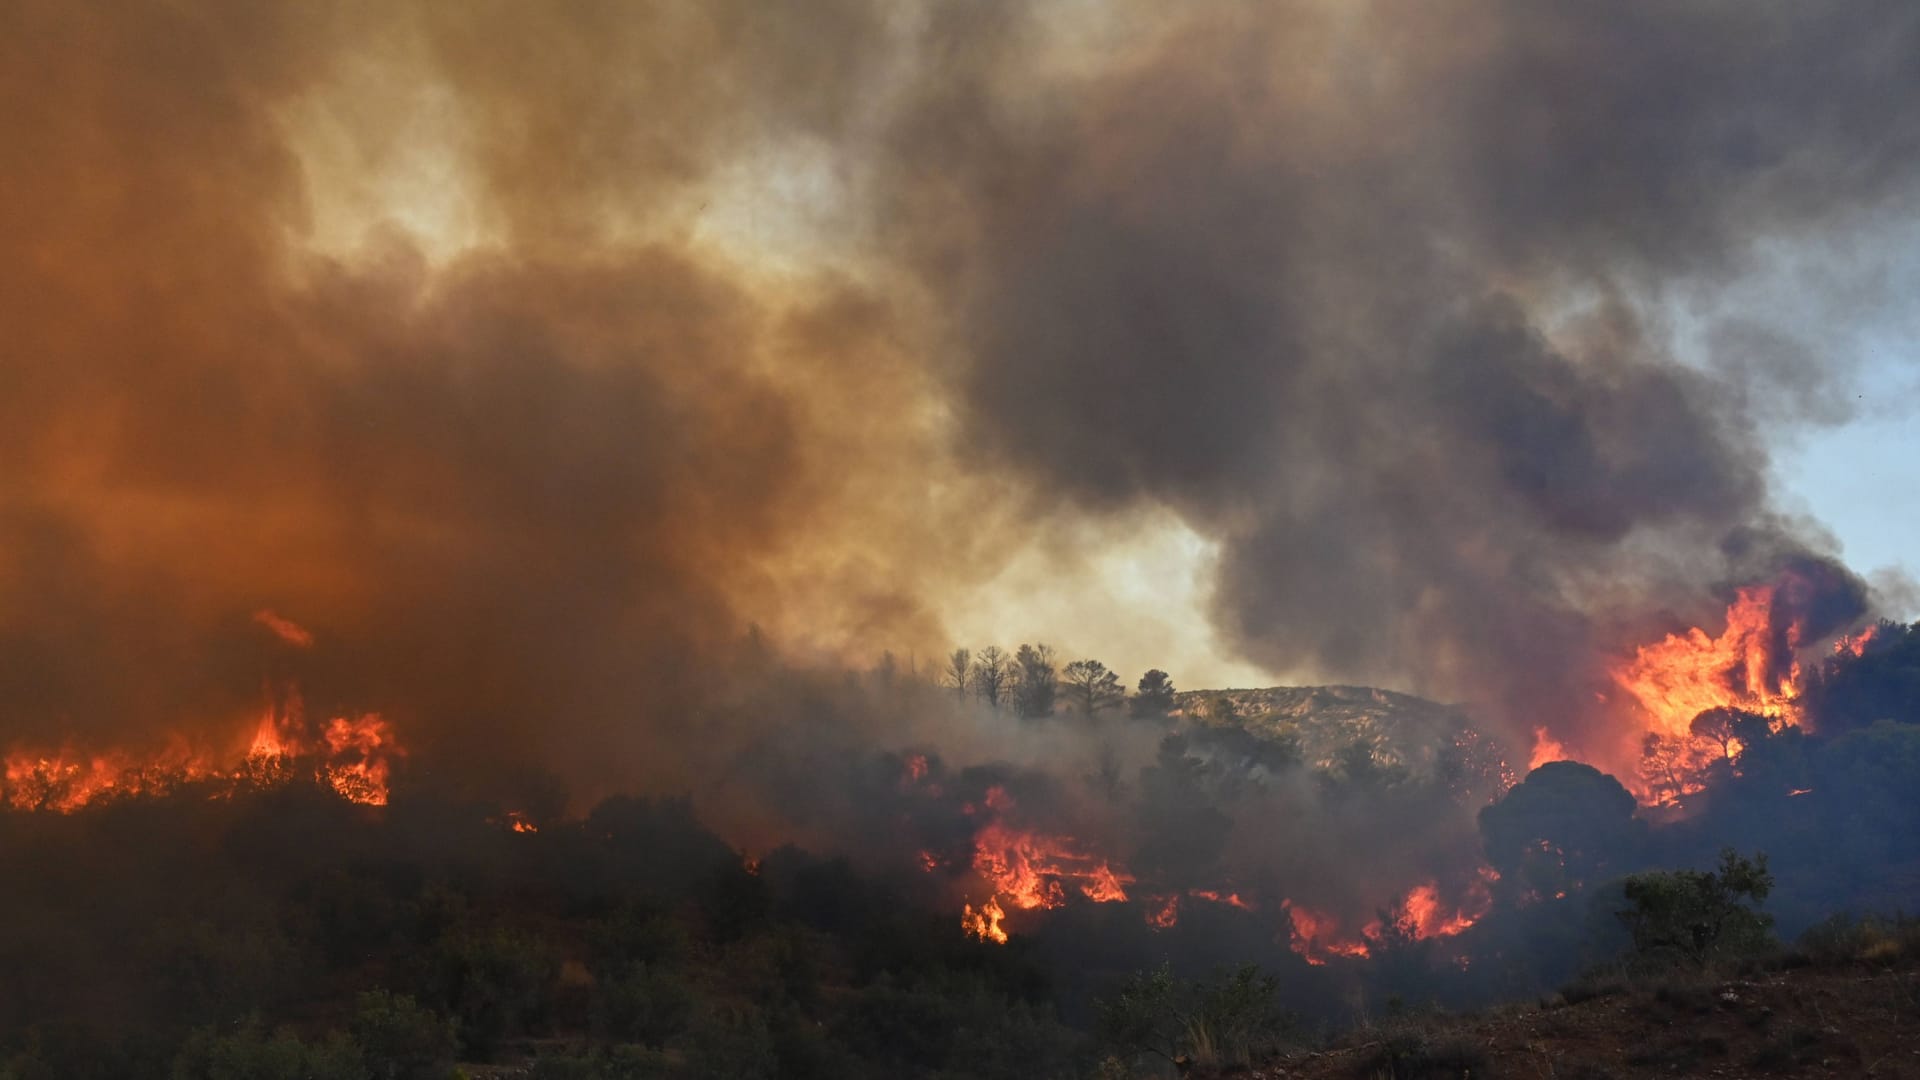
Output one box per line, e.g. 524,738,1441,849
4,685,401,811
1188,888,1256,911
1283,877,1489,965
1147,894,1180,929
970,821,1134,909
1527,726,1569,771
492,810,539,833
962,897,1008,944
1833,625,1876,658
1284,900,1371,965
1607,585,1814,803
1612,586,1800,741
958,787,1133,942
320,713,400,806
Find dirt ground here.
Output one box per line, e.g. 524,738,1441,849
1236,961,1920,1079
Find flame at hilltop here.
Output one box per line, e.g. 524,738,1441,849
3,695,402,811
1612,584,1802,743
1,615,403,811
1577,564,1869,804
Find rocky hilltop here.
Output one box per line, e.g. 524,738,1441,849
1170,684,1511,790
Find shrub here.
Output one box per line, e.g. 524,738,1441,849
1555,965,1630,1006
1096,962,1294,1071
526,1045,670,1080
171,1019,366,1080
1617,849,1775,969
591,965,694,1048
684,1007,776,1080
425,928,561,1059
350,990,457,1080
1357,1031,1489,1079
1795,912,1920,967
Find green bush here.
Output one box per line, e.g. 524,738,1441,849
351,990,457,1080
684,1007,776,1080
170,1019,366,1080
588,903,690,978
1618,849,1775,969
1095,963,1293,1071
591,964,694,1048
526,1045,670,1080
1358,1031,1489,1080
426,929,561,1060
1795,912,1920,967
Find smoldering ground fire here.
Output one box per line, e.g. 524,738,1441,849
3,0,1920,1060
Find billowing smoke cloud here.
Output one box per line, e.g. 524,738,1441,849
1,0,1915,820
881,1,1914,758
0,0,980,797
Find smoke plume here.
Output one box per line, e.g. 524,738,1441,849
3,0,1917,810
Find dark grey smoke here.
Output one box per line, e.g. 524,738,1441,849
881,1,1919,749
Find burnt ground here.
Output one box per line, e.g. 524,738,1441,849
1236,959,1920,1079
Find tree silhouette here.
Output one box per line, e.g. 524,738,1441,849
1479,761,1643,902
971,646,1010,710
1062,659,1124,717
943,648,971,700
1013,643,1057,719
1688,707,1769,761
1130,669,1176,719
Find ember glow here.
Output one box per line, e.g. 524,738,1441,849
491,810,539,833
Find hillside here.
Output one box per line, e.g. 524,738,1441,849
1223,957,1920,1079
1171,684,1499,780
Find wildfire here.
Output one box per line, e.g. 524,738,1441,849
1400,882,1484,939
1284,900,1371,966
491,810,539,833
1283,877,1490,965
1147,895,1181,929
962,897,1008,944
1527,726,1569,771
970,820,1134,909
3,686,402,812
1613,586,1800,741
320,714,400,806
1833,625,1877,658
1188,888,1256,911
2,745,209,813
948,786,1136,942
1601,583,1842,803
